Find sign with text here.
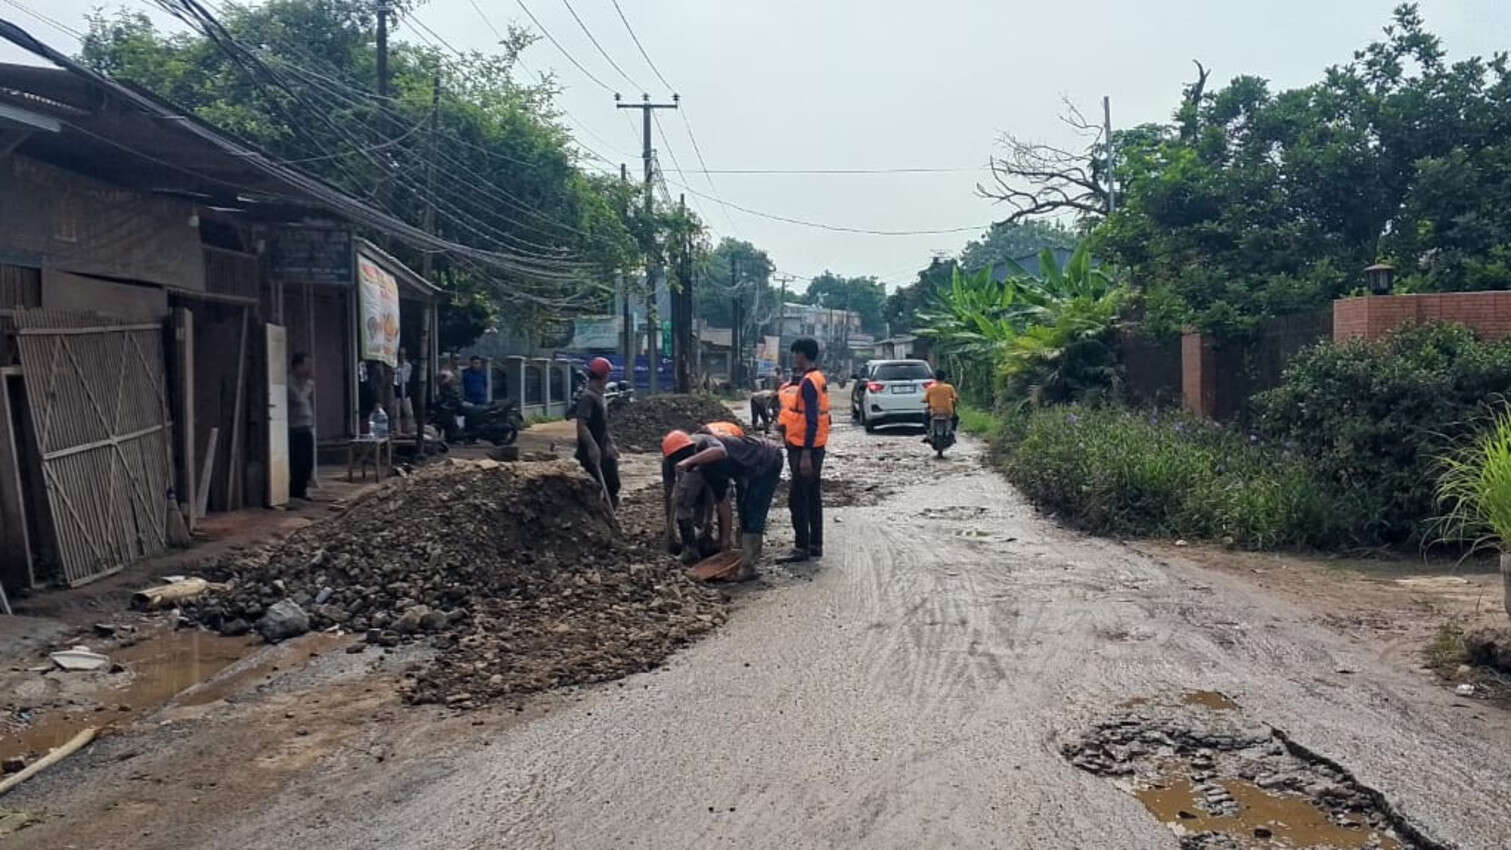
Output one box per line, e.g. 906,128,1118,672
272,227,352,284
356,253,400,366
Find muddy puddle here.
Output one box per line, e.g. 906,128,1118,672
1064,691,1442,849
1,628,338,764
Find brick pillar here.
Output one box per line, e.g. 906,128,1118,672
1181,330,1217,419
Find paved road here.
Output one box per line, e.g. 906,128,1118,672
235,424,1511,849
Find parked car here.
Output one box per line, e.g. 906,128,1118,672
850,359,881,421
855,359,935,433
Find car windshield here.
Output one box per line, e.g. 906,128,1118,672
873,362,933,381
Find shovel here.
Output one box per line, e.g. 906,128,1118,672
687,551,742,582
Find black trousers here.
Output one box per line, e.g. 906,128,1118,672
289,426,314,499
578,452,621,505
786,445,826,551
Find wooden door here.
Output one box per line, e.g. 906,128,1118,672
266,323,289,506
11,311,172,585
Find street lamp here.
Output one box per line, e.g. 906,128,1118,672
1364,263,1395,296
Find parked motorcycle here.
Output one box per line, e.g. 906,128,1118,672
430,394,522,446
567,376,634,419
927,413,956,458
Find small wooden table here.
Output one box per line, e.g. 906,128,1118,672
347,436,392,482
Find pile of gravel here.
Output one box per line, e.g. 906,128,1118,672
610,394,744,452
185,460,725,707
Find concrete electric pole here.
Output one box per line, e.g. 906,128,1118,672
616,93,679,394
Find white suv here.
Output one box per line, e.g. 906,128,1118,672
856,359,935,433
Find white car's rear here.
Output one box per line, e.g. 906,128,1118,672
858,360,935,432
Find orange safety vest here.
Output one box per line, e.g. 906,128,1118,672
783,370,830,448
775,382,801,435
704,420,745,438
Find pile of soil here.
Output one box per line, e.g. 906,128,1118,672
611,394,744,452
185,460,725,707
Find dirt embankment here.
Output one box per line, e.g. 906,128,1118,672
610,394,746,452
185,460,726,708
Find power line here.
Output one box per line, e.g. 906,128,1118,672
558,0,642,92
514,0,613,93
610,0,672,92
1,0,84,40
664,177,986,237
687,166,984,175
465,0,504,41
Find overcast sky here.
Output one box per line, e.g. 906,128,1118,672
3,1,1508,292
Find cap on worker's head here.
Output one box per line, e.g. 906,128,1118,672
588,357,613,378
661,429,694,458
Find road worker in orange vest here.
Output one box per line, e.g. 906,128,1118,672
778,336,829,563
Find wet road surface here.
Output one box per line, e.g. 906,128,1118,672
224,423,1511,849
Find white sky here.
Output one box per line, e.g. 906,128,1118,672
3,1,1508,292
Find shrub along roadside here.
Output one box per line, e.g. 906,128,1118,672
1253,323,1511,546
971,404,1348,550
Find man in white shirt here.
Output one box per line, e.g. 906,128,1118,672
391,347,414,434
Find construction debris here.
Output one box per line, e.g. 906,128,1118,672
49,646,110,671
130,577,217,610
183,460,725,707
610,394,744,452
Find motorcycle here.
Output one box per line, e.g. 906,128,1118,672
927,413,956,458
567,376,634,419
430,394,523,446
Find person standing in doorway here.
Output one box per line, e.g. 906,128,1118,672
392,347,414,435
462,355,488,406
288,352,315,503
781,337,830,562
575,356,620,511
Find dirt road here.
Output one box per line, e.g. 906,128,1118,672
184,424,1509,849
12,419,1511,848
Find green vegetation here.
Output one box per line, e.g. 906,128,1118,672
997,406,1341,549
1433,405,1511,554
917,242,1125,407
1253,324,1511,546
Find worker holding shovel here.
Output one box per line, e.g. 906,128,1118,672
574,357,620,511
661,429,783,582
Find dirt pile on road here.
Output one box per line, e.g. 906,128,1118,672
611,393,743,451
186,460,725,707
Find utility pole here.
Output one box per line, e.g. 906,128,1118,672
376,2,392,100
616,93,679,394
672,194,693,393
772,273,795,370
1103,95,1116,214
421,71,440,279
729,255,741,388
618,163,634,375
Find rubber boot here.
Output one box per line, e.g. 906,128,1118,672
737,533,763,581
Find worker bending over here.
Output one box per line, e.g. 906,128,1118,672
662,429,784,582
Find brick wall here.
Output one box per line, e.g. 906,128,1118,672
1334,293,1511,342
1181,331,1216,418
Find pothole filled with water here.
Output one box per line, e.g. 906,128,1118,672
1062,691,1443,849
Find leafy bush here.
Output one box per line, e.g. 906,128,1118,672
1253,323,1511,545
1000,406,1344,549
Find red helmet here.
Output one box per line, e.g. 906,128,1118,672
587,357,613,378
661,430,694,458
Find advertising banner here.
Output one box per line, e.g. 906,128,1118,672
356,253,400,366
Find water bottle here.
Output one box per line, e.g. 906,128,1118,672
371,405,389,439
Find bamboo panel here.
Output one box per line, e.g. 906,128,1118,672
11,309,172,585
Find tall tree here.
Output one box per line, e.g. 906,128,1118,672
799,273,887,336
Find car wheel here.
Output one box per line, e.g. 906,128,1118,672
864,413,877,434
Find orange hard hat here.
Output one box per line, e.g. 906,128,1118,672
661,429,694,458
587,357,613,378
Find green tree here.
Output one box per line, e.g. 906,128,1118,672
694,238,775,328
80,1,641,348
799,273,887,336
1095,4,1511,337
959,221,1077,272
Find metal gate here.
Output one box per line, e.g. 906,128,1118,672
12,310,172,585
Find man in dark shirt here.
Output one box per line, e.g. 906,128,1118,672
462,356,488,405
665,430,784,581
574,357,619,510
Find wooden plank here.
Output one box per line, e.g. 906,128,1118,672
175,308,194,532
14,323,162,336
226,308,248,510
0,376,34,589
39,423,165,461
195,426,218,519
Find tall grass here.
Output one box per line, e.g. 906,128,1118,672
998,406,1344,549
1434,406,1511,553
